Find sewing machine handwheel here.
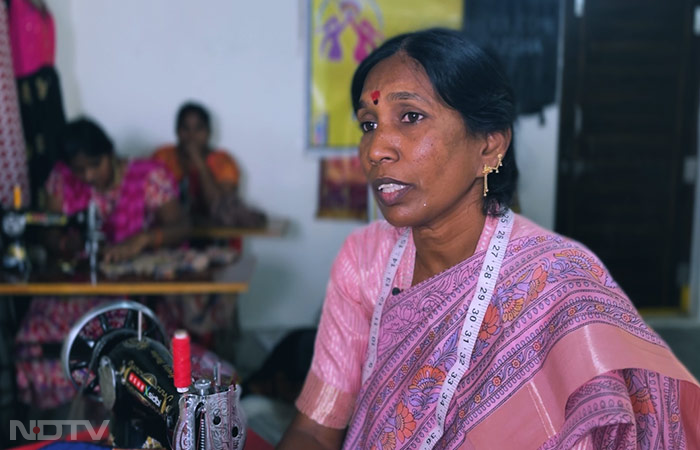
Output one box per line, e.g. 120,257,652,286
61,300,167,400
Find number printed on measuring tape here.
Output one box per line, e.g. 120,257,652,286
418,210,514,450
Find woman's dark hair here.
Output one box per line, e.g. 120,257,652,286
351,28,518,216
176,101,211,132
58,117,114,163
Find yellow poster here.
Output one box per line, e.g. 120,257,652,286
309,0,463,151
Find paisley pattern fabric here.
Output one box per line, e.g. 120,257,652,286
297,214,700,449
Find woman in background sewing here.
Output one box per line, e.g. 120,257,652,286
46,117,188,261
14,117,190,410
152,101,266,228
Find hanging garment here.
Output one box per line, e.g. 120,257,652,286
8,0,65,208
0,0,29,208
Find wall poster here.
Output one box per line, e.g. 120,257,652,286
308,0,463,152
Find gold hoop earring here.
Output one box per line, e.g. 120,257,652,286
482,153,503,197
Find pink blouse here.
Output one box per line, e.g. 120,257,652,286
45,159,178,243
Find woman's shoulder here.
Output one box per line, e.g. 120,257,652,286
124,158,176,186
46,160,82,190
207,148,236,162
340,220,404,264
46,160,88,192
152,144,177,159
347,220,402,244
127,157,170,172
512,213,589,251
47,160,72,179
151,145,182,180
205,150,239,183
510,213,617,288
330,221,406,306
119,158,177,206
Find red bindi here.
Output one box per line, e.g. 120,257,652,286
371,90,380,105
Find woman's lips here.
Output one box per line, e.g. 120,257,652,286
372,178,411,206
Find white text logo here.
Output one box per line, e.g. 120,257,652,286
9,420,110,441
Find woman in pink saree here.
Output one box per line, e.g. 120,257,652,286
279,29,700,449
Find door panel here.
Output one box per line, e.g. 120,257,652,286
556,0,699,310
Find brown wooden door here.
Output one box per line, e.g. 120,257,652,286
556,0,700,310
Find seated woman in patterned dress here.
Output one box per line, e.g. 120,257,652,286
278,29,700,449
14,117,192,409
152,102,266,350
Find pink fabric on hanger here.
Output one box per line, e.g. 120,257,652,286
8,0,55,77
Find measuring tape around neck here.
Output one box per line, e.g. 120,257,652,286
362,212,514,390
359,210,515,448
362,227,411,384
420,209,514,449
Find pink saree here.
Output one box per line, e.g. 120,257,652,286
297,214,700,449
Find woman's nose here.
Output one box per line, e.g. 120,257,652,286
365,125,400,166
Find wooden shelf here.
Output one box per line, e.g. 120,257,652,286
0,253,256,296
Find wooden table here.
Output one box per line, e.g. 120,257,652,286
190,218,289,240
0,253,256,296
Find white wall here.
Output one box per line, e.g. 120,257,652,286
514,106,559,229
46,0,560,331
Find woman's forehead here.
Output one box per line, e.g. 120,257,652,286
181,111,206,125
361,54,440,106
363,55,434,94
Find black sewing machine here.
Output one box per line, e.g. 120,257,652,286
1,199,102,282
60,300,246,449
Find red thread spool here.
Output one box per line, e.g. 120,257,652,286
172,330,192,392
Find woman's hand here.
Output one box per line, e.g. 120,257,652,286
102,233,150,263
181,142,207,167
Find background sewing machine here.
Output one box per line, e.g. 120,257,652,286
0,199,102,282
60,300,246,449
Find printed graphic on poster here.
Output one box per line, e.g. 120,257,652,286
308,0,463,151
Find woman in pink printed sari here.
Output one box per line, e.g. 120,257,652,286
279,29,700,449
